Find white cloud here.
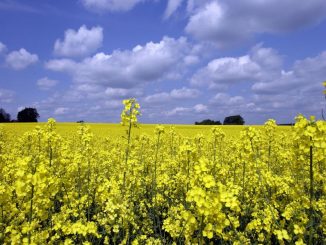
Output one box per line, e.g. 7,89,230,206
0,42,6,54
166,106,191,116
193,103,208,113
170,87,200,99
105,87,143,99
247,51,326,121
5,48,38,70
144,87,200,103
144,92,170,103
166,103,208,116
185,0,326,46
33,90,126,123
37,77,59,90
194,56,260,86
81,0,146,12
75,84,103,93
183,55,199,65
252,51,326,95
47,36,192,88
104,100,123,109
188,45,326,123
54,25,103,58
54,107,69,115
186,1,232,46
210,93,245,106
0,89,15,103
164,0,184,19
191,44,282,87
45,58,76,72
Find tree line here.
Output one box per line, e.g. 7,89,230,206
195,115,245,125
1,107,246,125
0,107,39,123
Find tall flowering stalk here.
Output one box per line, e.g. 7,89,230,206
120,98,141,189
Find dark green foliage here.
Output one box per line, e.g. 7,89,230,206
223,115,245,125
195,119,222,125
0,108,11,122
17,107,40,122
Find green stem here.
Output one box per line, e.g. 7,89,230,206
308,142,314,245
186,150,190,193
242,160,246,202
123,107,133,190
152,132,161,235
28,184,34,244
153,132,161,201
199,215,204,245
49,141,53,167
268,143,271,172
213,137,217,164
87,158,91,222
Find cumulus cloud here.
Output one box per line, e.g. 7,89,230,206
47,36,192,88
144,92,170,103
192,56,260,87
251,52,326,121
166,106,190,116
170,87,200,99
210,93,245,106
81,0,147,13
185,0,326,46
54,25,103,58
252,51,326,95
191,44,282,88
193,103,208,113
204,93,249,121
105,87,143,99
189,44,326,123
103,100,122,109
0,88,15,103
37,77,59,90
33,90,126,122
45,58,76,72
144,87,200,103
183,55,199,65
54,107,69,115
166,103,208,116
5,48,38,70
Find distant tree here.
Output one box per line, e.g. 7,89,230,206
195,119,222,125
223,115,245,125
17,107,40,122
0,108,11,122
77,120,85,123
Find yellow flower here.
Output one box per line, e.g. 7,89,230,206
275,229,290,241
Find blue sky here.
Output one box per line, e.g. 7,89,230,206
0,0,326,124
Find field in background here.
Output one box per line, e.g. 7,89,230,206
1,122,291,138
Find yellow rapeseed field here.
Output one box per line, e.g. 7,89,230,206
0,99,325,244
1,122,290,139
